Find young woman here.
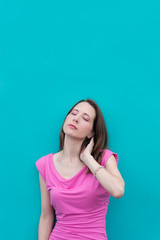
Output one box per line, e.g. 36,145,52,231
36,98,125,240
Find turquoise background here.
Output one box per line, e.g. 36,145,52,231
0,1,160,239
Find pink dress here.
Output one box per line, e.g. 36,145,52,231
35,149,119,240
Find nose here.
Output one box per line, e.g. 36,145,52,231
73,119,78,123
73,115,79,123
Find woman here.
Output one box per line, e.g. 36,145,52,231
36,98,125,240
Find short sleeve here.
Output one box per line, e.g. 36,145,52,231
35,155,47,182
101,149,119,167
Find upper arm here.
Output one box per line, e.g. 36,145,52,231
105,155,125,187
39,173,55,218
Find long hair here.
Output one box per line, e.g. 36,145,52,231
58,98,110,174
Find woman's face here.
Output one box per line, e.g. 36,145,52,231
63,102,96,140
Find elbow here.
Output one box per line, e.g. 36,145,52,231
113,182,125,199
113,189,124,199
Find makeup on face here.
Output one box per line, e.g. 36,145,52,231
71,109,90,121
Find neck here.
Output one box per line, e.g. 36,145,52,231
60,135,84,165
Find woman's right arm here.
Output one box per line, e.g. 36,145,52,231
37,174,55,240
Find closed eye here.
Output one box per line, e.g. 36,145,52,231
71,113,89,121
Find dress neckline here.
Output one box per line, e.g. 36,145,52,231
50,153,87,181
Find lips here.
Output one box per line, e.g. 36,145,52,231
68,124,77,130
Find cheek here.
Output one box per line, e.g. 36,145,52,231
65,115,72,124
81,123,92,133
63,116,72,128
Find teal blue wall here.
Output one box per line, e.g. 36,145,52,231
0,1,159,239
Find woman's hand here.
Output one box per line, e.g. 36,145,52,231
80,137,94,163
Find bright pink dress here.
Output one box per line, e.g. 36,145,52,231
35,149,119,240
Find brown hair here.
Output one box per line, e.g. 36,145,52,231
58,98,110,174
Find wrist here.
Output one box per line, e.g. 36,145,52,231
82,154,93,164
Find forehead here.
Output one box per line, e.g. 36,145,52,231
73,102,96,119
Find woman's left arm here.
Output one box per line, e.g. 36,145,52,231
80,137,125,199
83,154,125,199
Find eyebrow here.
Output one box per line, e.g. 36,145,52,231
73,108,91,119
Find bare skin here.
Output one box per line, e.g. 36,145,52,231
51,101,96,179
52,151,86,179
58,101,96,165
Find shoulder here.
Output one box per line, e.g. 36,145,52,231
35,153,52,175
100,148,119,167
36,153,51,163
